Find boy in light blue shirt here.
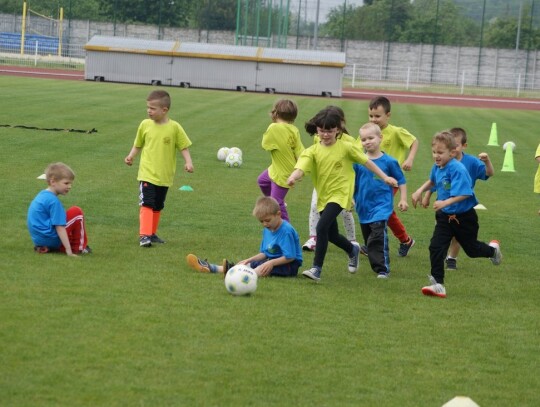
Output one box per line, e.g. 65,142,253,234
412,131,502,298
353,123,408,279
186,196,302,277
421,127,494,270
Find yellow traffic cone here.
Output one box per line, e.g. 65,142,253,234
501,142,515,172
487,123,499,146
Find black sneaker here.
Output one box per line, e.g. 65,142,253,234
150,234,166,244
222,259,235,276
139,235,152,247
359,245,368,257
398,238,415,257
445,257,457,270
81,246,92,254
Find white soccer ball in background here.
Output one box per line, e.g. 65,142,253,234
224,265,258,296
217,147,230,161
503,141,516,151
226,152,243,168
229,147,242,157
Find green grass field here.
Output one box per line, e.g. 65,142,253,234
1,76,539,406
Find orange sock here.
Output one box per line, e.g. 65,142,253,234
139,206,153,236
152,211,161,235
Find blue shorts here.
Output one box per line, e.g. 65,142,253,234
250,259,301,277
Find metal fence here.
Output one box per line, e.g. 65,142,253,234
343,64,540,98
0,39,84,69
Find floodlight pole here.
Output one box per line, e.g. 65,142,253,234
476,0,487,86
20,1,27,55
313,0,320,50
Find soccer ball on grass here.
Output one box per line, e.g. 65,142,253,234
228,147,242,157
225,153,243,168
224,265,258,296
217,147,230,161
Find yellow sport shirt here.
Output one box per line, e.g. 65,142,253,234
296,138,368,212
262,122,305,188
134,119,192,187
381,124,416,165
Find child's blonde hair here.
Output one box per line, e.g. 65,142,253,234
147,90,171,109
45,162,75,183
432,131,457,150
252,196,280,219
359,122,381,137
270,99,297,123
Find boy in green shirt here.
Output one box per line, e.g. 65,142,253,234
125,90,194,247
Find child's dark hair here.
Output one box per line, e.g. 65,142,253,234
271,99,298,123
432,131,457,150
304,107,344,136
369,96,391,114
147,90,171,109
449,127,468,144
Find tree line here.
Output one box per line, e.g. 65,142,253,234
0,0,538,50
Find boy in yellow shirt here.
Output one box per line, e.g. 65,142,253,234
125,90,194,247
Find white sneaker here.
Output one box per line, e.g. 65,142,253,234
421,275,446,298
489,240,502,265
302,236,316,252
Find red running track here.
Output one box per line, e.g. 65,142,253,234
1,65,539,110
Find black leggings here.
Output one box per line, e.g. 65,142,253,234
313,202,354,268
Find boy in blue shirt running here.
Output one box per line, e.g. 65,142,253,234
420,127,494,270
353,123,408,279
412,131,502,298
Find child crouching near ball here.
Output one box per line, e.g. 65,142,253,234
186,196,302,277
27,162,91,256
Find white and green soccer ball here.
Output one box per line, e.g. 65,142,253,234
225,152,243,168
217,147,230,161
228,147,242,157
224,265,258,296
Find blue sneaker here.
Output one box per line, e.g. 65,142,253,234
348,242,360,273
302,267,321,282
398,238,415,257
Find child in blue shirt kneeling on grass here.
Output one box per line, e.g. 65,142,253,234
186,196,302,277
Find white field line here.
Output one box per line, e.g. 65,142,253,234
342,90,540,107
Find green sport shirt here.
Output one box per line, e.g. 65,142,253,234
380,124,416,165
296,138,368,212
262,122,305,188
134,119,192,187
